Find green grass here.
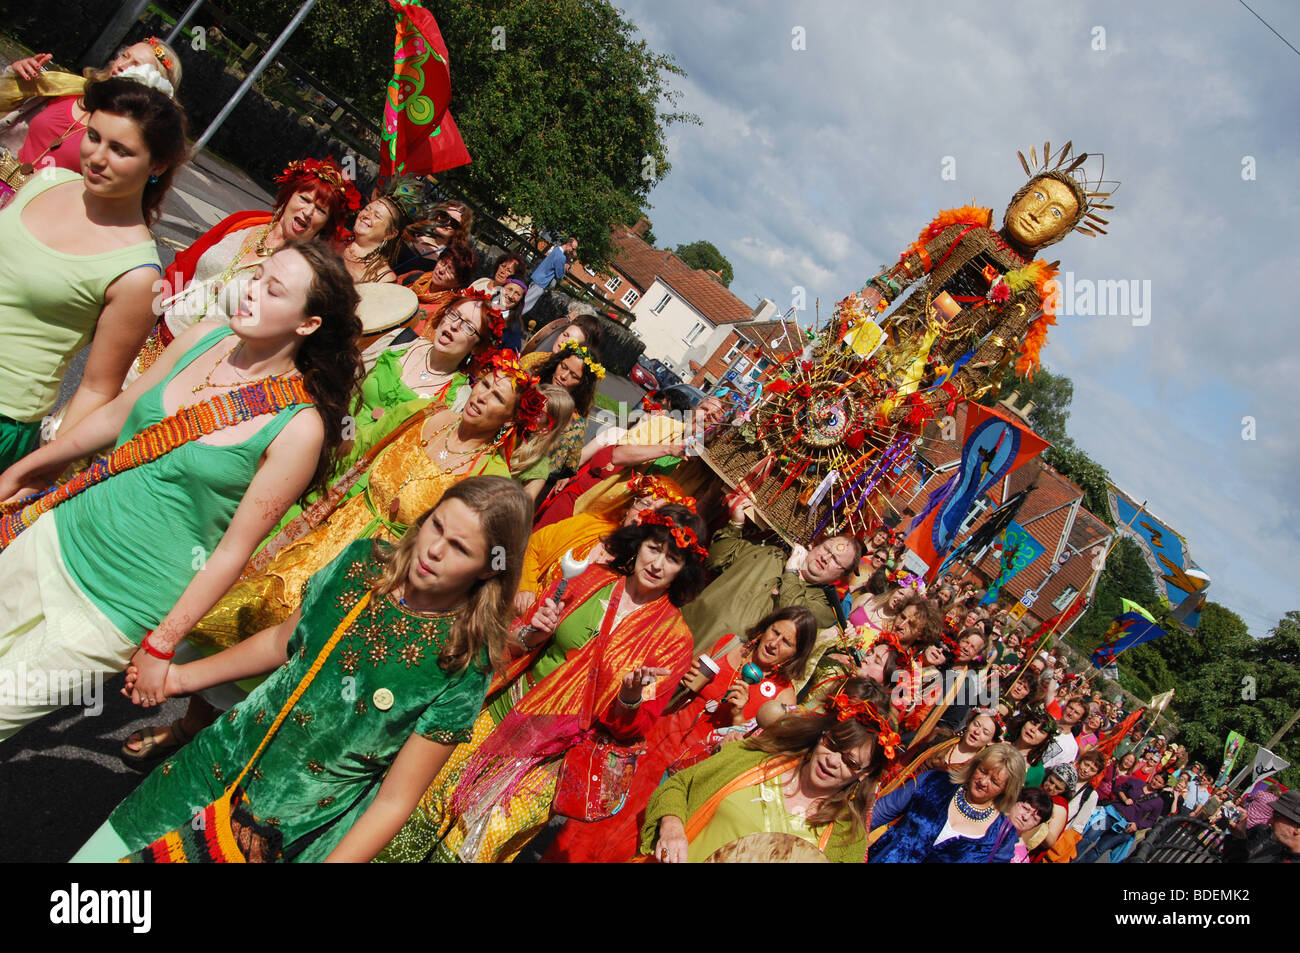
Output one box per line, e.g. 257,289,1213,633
593,391,622,413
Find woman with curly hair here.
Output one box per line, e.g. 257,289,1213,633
120,351,567,763
394,199,474,273
642,677,898,863
0,242,364,741
377,503,708,863
72,476,532,862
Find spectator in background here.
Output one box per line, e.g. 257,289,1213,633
1076,770,1166,863
521,236,578,315
1222,790,1300,863
470,253,527,349
393,199,473,272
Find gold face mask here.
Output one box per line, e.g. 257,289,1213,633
1005,177,1079,248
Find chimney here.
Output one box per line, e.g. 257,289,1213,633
630,216,650,238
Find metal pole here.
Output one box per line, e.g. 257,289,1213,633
82,0,155,69
193,0,320,153
165,0,207,46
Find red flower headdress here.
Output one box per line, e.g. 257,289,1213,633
829,692,902,761
274,157,362,242
476,349,547,434
636,508,708,561
627,474,696,512
869,630,916,670
451,286,505,345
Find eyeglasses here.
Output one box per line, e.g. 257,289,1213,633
441,310,480,340
822,732,866,773
433,211,460,227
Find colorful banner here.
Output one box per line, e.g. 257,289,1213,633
1090,611,1172,667
381,1,472,176
1106,484,1209,630
1216,730,1246,787
1120,598,1156,622
1230,747,1290,791
981,520,1044,604
905,402,1049,581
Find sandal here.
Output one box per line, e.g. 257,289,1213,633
120,717,192,769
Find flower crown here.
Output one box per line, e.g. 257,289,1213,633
829,692,901,761
145,36,174,72
559,339,606,380
889,568,925,592
474,349,549,434
117,63,174,98
868,630,916,670
636,508,708,561
626,474,696,512
452,287,505,344
276,157,362,214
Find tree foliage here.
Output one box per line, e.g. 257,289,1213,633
204,0,697,266
979,365,1073,447
674,240,734,286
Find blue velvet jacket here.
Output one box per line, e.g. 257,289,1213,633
869,770,1016,863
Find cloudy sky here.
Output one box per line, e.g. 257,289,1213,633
613,0,1299,637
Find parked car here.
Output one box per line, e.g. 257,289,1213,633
630,356,658,390
645,358,682,389
643,382,708,413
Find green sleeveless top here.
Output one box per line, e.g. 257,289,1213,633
0,167,161,421
56,326,312,642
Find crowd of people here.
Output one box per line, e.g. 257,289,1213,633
2,41,1295,865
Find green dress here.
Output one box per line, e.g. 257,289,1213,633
107,539,489,862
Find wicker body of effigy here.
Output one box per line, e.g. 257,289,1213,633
701,143,1117,546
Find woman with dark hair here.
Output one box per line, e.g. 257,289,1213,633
0,77,188,463
404,243,478,334
394,199,474,272
129,157,360,384
868,742,1026,862
1006,707,1056,789
519,339,605,499
0,242,364,740
2,38,182,201
1009,787,1057,862
643,677,897,863
469,254,527,349
71,476,531,862
544,605,820,862
376,503,707,863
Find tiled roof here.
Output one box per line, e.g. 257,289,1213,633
735,319,809,360
609,226,754,325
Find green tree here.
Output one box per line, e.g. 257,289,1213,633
209,0,697,266
674,240,734,286
1043,442,1113,525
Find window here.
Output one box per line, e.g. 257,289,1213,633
722,345,741,365
1051,586,1079,611
651,293,672,314
620,288,640,307
957,497,990,536
604,276,621,292
735,357,751,374
684,322,706,345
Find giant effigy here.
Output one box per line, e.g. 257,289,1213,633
701,143,1117,545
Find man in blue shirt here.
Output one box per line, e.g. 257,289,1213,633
522,236,578,315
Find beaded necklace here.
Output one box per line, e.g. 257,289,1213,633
954,785,996,821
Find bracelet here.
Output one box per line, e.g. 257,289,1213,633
517,627,535,651
140,630,175,660
618,691,643,710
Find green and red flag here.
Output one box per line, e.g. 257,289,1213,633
381,0,471,177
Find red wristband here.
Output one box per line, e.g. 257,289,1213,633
141,630,175,660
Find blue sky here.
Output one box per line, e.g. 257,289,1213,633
613,0,1300,637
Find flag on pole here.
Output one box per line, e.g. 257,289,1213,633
1090,611,1172,667
1120,598,1156,623
1217,730,1246,787
381,0,472,177
905,402,1049,581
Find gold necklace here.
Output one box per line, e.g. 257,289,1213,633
192,342,296,394
252,222,279,258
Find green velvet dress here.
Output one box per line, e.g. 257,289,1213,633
106,539,489,862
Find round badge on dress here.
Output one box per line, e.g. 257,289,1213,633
759,680,778,698
372,688,394,711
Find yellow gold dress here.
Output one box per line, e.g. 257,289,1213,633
188,422,508,650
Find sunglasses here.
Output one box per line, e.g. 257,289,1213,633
822,732,867,773
433,211,460,227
